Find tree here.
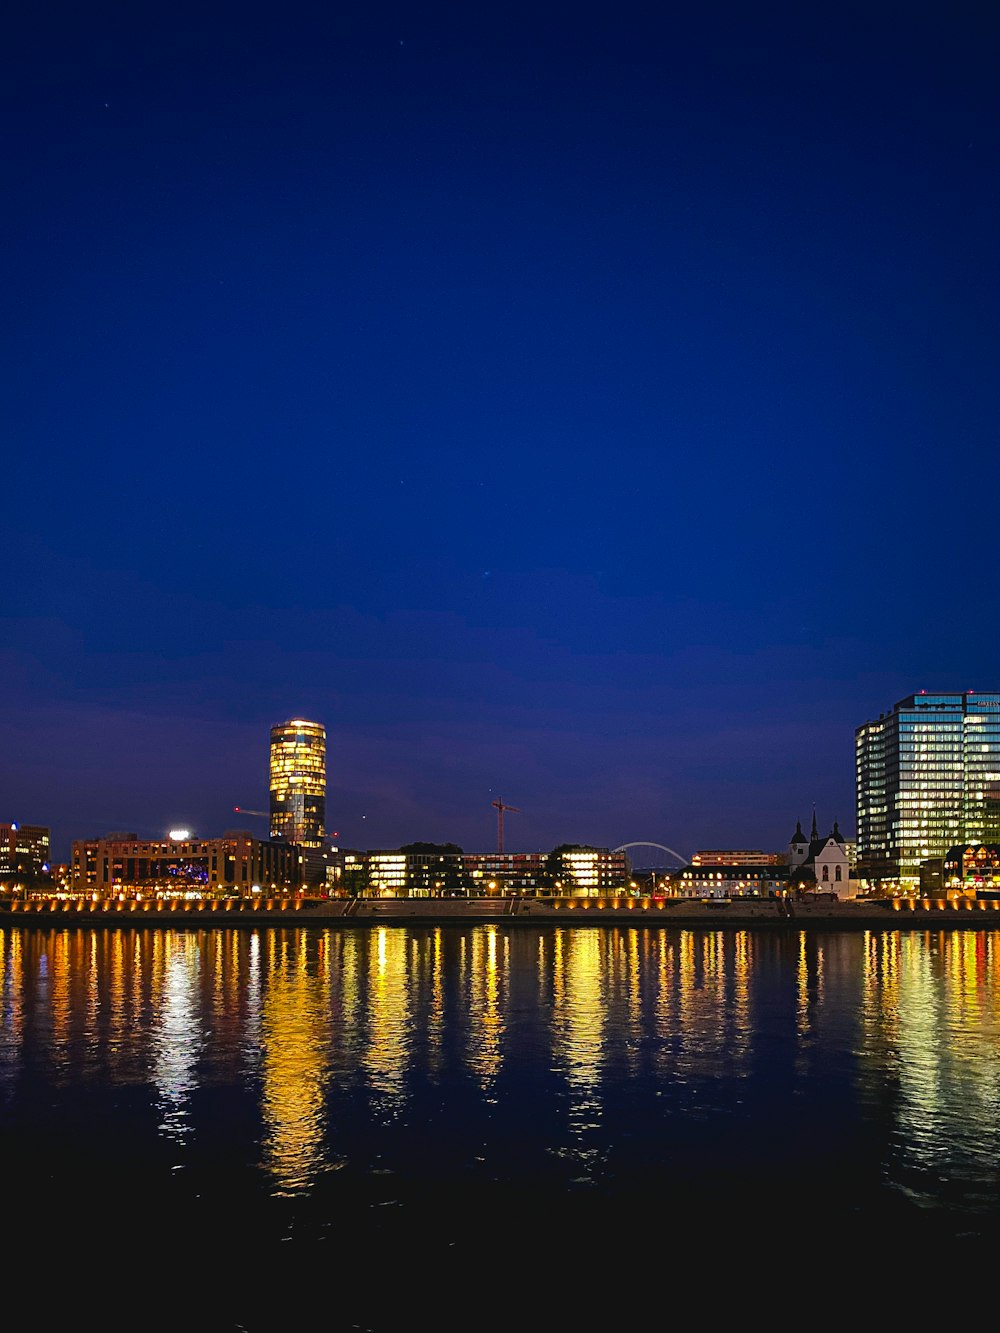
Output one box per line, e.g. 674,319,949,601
399,844,469,896
542,844,587,892
399,842,464,855
1,864,54,898
341,863,369,896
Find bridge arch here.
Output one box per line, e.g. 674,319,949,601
614,842,690,869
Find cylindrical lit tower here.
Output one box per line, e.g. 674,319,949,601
269,719,326,848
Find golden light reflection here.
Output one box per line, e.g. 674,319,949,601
0,931,26,1095
363,926,412,1113
4,918,1000,1222
467,926,506,1089
652,931,680,1072
673,930,749,1081
795,932,811,1039
551,928,606,1176
331,929,363,1063
108,929,127,1033
51,930,72,1059
425,928,446,1077
731,929,751,1060
859,928,1000,1189
622,930,644,1077
260,934,332,1195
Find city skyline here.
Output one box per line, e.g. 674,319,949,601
11,687,999,867
15,687,1000,893
10,709,856,867
5,5,998,865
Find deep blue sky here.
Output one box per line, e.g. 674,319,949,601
4,2,998,864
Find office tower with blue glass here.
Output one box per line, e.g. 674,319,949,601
855,691,1000,894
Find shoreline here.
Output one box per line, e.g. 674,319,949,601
3,895,1000,930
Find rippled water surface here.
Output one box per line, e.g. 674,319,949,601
3,923,999,1328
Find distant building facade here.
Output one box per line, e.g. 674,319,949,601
544,846,628,895
676,817,853,900
856,691,1000,894
340,846,628,897
269,718,326,849
677,858,790,899
465,852,548,895
365,846,469,896
0,823,51,888
926,843,1000,897
71,830,299,896
691,850,784,866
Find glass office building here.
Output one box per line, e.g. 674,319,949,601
855,691,1000,893
269,719,327,849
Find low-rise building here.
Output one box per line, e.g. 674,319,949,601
677,816,855,899
336,844,629,897
545,845,628,895
691,849,784,866
71,830,299,897
934,843,1000,897
464,852,547,895
677,860,790,899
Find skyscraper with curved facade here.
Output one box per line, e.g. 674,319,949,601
269,718,326,849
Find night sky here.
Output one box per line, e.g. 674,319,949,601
4,3,998,865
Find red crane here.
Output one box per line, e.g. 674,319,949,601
491,797,521,854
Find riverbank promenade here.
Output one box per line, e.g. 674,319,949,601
3,893,1000,929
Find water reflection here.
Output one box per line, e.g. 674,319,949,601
151,934,203,1141
364,925,412,1117
551,929,606,1184
858,929,1000,1213
466,926,505,1092
260,933,332,1195
2,923,1000,1240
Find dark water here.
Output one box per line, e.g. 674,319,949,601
3,922,1000,1328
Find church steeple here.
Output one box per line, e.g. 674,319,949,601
810,808,818,841
790,818,806,845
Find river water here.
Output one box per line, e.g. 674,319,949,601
3,921,999,1328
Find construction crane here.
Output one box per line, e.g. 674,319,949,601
491,797,521,854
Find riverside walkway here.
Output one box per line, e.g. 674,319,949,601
2,893,1000,929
